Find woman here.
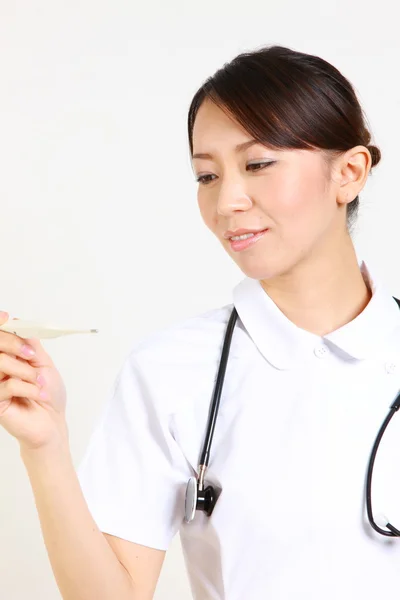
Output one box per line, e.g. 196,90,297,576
0,44,398,599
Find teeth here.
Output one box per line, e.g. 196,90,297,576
231,233,255,241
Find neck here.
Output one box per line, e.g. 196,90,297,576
260,239,372,337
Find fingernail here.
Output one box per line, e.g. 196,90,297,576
21,345,36,357
36,374,45,387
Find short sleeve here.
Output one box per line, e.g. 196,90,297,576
76,350,192,551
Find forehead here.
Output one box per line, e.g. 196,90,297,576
192,99,248,143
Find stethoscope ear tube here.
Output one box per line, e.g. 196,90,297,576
199,308,239,468
184,308,239,523
365,390,400,536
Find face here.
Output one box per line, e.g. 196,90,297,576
191,99,369,283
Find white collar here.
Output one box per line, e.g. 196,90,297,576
232,260,400,370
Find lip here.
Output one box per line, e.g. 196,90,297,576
228,228,269,252
223,227,269,240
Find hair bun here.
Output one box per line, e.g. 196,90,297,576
367,144,381,168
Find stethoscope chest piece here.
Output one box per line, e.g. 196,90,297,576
184,475,217,523
184,477,197,523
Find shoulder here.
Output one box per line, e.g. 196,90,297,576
113,303,242,416
132,304,234,362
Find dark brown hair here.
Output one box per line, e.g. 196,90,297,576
187,44,381,233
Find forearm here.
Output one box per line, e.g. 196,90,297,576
20,441,136,600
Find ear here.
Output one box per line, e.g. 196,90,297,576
336,145,372,206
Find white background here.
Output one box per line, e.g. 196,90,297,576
0,1,399,598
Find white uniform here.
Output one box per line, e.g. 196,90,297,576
77,259,400,599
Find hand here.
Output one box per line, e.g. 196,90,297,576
0,311,68,452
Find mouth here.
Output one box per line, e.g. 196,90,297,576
228,228,269,252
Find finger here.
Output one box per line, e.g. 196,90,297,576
0,378,42,404
0,356,25,383
0,353,39,386
0,330,42,363
19,336,54,369
12,318,55,368
0,314,54,369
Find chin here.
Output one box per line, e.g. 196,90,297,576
232,258,282,281
222,238,294,281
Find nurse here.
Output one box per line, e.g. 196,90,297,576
1,44,400,600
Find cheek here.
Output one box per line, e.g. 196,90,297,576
264,168,329,231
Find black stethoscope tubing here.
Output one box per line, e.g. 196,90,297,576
184,296,400,537
184,306,238,523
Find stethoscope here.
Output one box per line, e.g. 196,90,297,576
184,297,400,537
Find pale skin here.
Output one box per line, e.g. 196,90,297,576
191,98,373,337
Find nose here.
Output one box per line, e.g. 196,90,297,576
216,178,252,216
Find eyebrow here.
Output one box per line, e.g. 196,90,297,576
192,138,260,160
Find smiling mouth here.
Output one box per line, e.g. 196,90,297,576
227,228,269,251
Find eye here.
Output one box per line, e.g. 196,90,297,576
196,174,216,185
195,161,276,185
247,161,276,172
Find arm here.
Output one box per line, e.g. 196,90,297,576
20,441,165,600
